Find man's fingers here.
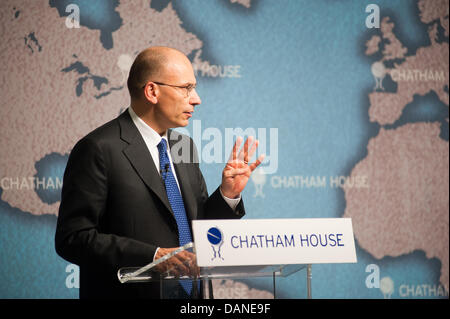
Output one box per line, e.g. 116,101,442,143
224,166,250,177
239,136,253,163
249,154,265,171
175,251,199,277
169,255,192,278
155,248,198,277
247,139,259,162
228,136,262,165
230,136,243,162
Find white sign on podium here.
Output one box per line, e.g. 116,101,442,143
192,218,357,267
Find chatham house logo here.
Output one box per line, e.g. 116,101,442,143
207,227,224,261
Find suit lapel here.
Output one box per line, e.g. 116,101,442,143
118,110,173,215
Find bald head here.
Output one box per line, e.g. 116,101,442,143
127,46,191,99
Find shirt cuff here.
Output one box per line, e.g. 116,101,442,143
219,187,241,211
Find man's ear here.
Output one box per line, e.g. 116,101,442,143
143,82,158,104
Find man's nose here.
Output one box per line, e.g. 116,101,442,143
189,88,201,105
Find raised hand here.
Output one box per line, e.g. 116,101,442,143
220,136,264,199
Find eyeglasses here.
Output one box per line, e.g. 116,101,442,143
142,81,197,98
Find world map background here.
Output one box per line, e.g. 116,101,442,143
0,0,448,299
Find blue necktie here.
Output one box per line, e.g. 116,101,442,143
157,138,193,296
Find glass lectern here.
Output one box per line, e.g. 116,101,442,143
117,242,312,299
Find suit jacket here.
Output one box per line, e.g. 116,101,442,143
55,109,245,299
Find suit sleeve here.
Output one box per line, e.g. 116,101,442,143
205,186,245,219
55,138,157,273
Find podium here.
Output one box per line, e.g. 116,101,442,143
118,218,356,299
117,242,312,299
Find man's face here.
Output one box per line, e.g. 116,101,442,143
152,55,201,131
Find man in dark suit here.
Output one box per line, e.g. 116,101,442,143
55,47,263,299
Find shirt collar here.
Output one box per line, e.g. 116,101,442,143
128,107,168,147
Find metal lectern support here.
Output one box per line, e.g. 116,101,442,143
307,264,312,299
273,272,276,299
